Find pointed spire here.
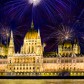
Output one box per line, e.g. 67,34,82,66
38,29,40,37
8,30,15,55
11,31,13,39
31,20,34,29
9,30,14,45
74,38,78,44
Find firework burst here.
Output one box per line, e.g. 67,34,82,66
57,25,74,43
29,0,41,6
44,25,74,44
2,0,73,27
0,23,10,46
13,25,29,52
0,24,10,40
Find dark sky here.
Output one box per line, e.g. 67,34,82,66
0,0,84,53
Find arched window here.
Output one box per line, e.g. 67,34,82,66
29,46,30,53
32,46,34,53
10,59,11,63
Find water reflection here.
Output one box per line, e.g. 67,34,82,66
0,79,84,84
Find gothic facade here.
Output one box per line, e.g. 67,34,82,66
0,23,84,76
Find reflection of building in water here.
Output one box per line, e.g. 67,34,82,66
0,22,84,76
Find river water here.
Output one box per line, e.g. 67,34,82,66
0,79,84,84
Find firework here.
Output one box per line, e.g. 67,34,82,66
0,24,10,46
0,24,10,40
13,25,29,51
29,0,41,6
57,25,74,43
3,0,72,27
44,25,74,44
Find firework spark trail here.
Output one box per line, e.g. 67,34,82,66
72,10,84,46
3,0,31,21
13,25,29,47
29,0,41,6
33,0,71,25
46,42,57,51
45,24,84,49
42,25,73,51
0,24,10,40
13,25,28,36
42,25,56,42
57,25,74,43
71,0,84,29
72,9,84,29
0,24,28,46
43,25,74,44
77,31,84,45
14,27,26,46
3,0,72,26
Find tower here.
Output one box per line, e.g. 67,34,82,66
8,31,15,56
58,43,62,55
20,21,43,72
36,29,43,56
73,39,80,54
21,21,43,56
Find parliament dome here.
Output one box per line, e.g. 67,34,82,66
25,28,38,39
63,40,72,48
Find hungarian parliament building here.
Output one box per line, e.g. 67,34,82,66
0,23,84,76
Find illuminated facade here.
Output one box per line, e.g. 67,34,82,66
7,23,44,73
58,40,80,56
0,43,8,56
0,23,84,76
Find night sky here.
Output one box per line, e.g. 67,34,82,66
0,0,84,53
